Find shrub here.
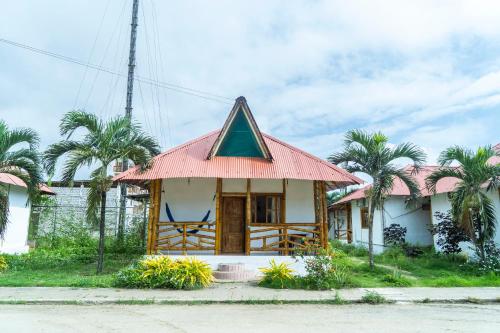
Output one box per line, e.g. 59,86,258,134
430,211,469,254
259,259,295,288
0,255,7,272
473,241,500,273
330,240,368,257
113,256,213,290
401,244,425,258
381,268,413,287
361,291,387,304
383,224,407,246
294,246,353,290
169,257,213,289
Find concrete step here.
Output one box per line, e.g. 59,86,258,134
217,263,246,272
213,263,256,281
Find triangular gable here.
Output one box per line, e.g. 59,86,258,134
207,96,273,160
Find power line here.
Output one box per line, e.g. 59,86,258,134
73,0,112,109
0,37,233,105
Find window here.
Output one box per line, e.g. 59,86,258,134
360,207,369,229
252,194,281,224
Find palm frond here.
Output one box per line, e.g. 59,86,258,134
0,185,9,239
425,167,463,194
60,110,101,138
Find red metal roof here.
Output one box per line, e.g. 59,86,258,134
334,166,459,205
114,130,362,187
0,172,55,195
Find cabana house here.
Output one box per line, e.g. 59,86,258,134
0,173,54,254
330,160,500,253
115,97,362,255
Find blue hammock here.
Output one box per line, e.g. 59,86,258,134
165,202,211,234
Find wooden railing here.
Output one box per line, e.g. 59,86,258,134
334,229,352,242
248,223,321,255
156,221,216,254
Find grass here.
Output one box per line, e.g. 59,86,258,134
331,242,500,288
0,253,139,288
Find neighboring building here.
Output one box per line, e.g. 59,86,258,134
114,97,362,255
0,173,54,254
331,152,500,253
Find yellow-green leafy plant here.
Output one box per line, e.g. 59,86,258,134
0,255,8,272
113,255,213,289
259,259,295,288
170,257,213,289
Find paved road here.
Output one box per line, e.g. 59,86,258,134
0,303,499,332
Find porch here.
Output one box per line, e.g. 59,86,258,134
146,178,330,255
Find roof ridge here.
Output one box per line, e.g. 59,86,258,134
261,133,363,184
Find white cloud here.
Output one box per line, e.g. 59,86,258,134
1,0,500,180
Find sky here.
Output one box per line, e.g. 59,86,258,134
1,0,499,180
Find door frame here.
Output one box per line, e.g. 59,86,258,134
221,196,247,254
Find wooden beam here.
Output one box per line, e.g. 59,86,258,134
151,179,161,254
281,179,286,224
215,178,222,254
146,181,155,255
321,181,329,249
245,179,251,255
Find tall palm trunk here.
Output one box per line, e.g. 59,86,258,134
368,197,376,270
97,190,107,274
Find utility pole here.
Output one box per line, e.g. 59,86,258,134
118,0,139,242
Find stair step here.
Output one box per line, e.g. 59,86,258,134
213,270,256,281
217,263,246,272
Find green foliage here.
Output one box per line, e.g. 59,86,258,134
295,246,354,290
113,256,213,290
330,240,368,257
0,255,8,272
426,145,499,261
259,259,295,288
329,129,426,269
381,268,413,287
43,111,160,273
0,120,43,237
361,291,387,304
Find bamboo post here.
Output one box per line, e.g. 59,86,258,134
245,179,251,255
215,178,222,254
321,181,329,248
146,181,156,254
151,179,161,254
284,226,289,255
281,179,286,223
182,225,187,255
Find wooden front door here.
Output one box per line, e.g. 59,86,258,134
222,197,245,253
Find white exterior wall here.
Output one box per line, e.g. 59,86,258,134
0,185,31,254
431,190,500,253
157,178,316,254
350,196,433,253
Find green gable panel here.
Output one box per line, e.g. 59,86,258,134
216,109,265,158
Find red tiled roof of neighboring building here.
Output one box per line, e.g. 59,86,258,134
114,130,363,187
333,166,459,205
0,172,55,195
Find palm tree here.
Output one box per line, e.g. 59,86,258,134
43,111,160,273
329,130,426,269
426,146,499,261
0,120,42,238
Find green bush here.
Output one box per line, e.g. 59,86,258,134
295,246,354,290
4,247,96,270
259,259,296,288
113,256,213,290
0,255,8,272
381,268,413,287
330,240,368,257
361,291,387,304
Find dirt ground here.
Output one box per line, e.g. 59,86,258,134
0,303,499,332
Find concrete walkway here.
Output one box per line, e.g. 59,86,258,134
0,284,499,304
